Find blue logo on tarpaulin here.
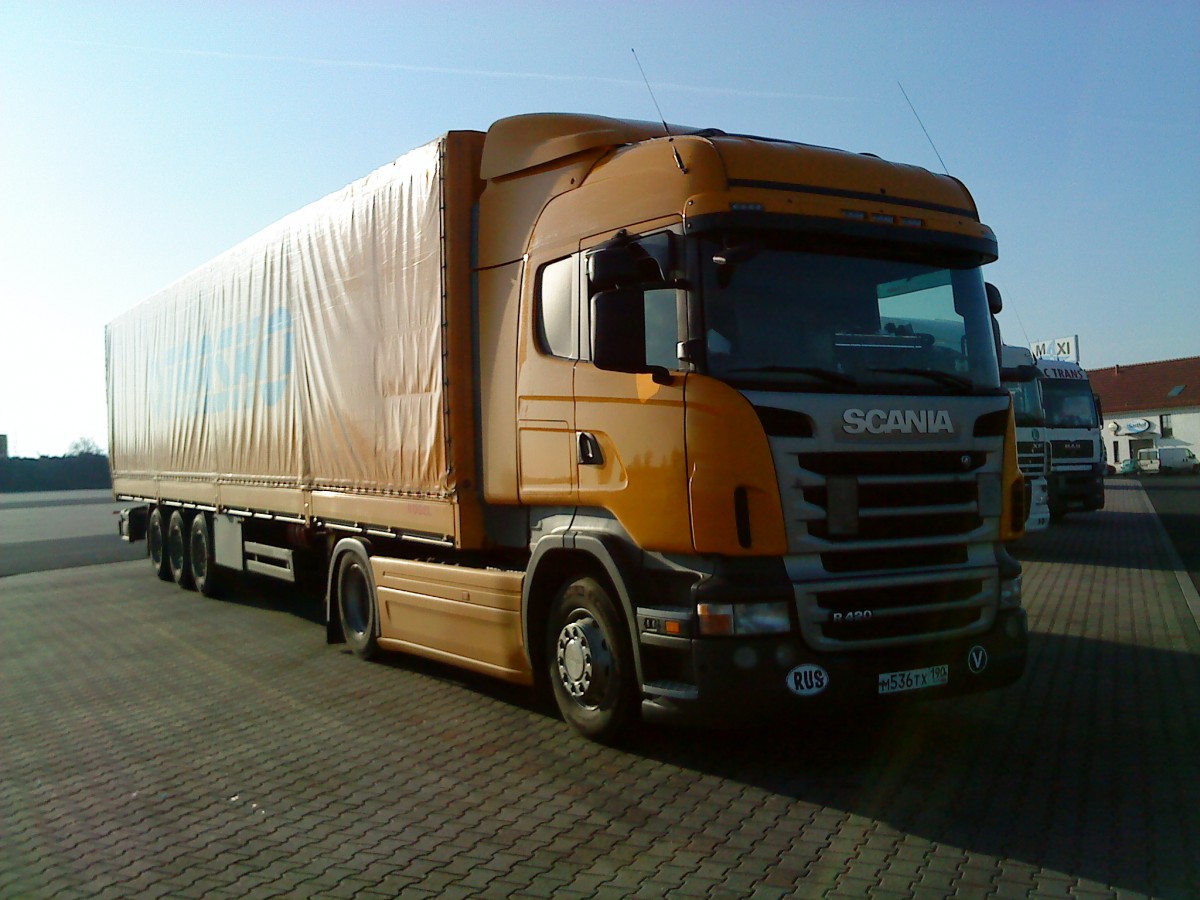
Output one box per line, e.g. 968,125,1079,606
157,308,294,415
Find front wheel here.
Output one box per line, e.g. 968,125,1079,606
545,575,638,743
337,547,380,660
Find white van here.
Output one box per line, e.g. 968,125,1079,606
1137,447,1200,475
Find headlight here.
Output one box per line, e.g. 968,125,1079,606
697,601,792,636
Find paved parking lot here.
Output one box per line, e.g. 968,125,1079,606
1,481,1198,898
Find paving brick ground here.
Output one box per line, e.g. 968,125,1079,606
1,479,1198,898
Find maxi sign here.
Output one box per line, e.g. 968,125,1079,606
1030,335,1080,363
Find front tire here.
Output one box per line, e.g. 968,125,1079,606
546,575,637,742
337,546,379,660
167,509,195,590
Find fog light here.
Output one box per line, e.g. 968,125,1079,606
999,574,1023,609
733,646,758,669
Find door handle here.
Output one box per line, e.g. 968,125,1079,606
577,432,603,466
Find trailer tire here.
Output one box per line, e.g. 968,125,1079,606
188,513,225,598
167,509,195,590
148,507,172,582
336,546,380,660
546,575,637,743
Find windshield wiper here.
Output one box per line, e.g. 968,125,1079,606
868,367,975,391
726,365,858,387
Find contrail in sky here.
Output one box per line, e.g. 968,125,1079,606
57,38,861,103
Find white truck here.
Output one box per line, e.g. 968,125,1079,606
1137,446,1200,475
1001,346,1051,531
1035,358,1105,517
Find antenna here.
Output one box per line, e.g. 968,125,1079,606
631,48,687,174
631,48,671,136
897,81,948,175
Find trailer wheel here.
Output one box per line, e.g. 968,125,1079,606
167,509,195,590
337,547,379,660
188,513,224,598
546,575,637,742
148,507,172,582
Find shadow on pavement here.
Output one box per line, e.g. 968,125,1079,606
1012,505,1173,573
626,629,1200,898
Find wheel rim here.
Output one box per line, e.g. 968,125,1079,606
190,527,207,583
149,516,164,566
168,520,185,573
555,613,614,707
341,563,371,637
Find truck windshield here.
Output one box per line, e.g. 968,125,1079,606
699,236,1000,393
1004,378,1046,427
1041,380,1099,429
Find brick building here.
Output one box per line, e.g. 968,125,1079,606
1088,356,1200,465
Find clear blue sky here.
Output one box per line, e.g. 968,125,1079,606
2,1,1197,457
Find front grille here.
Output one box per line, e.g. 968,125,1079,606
796,451,985,476
809,577,988,646
776,435,1001,650
803,481,976,508
809,513,982,542
791,450,989,546
1016,441,1045,476
817,578,983,612
822,607,982,642
1052,439,1094,460
821,544,968,574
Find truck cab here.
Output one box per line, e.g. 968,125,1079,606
1001,345,1051,531
1034,358,1105,517
480,115,1028,732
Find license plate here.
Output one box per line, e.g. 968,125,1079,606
877,664,949,695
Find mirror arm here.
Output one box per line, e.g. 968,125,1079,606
649,366,673,386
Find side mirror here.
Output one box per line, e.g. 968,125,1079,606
1000,364,1040,383
588,247,642,293
985,282,1003,315
1093,393,1103,422
592,289,672,384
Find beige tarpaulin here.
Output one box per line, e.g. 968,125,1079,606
107,138,454,498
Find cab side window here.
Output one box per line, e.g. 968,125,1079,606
537,256,578,359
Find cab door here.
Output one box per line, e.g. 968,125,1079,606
573,235,691,553
516,255,578,506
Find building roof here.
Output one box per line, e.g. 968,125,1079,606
1087,356,1200,415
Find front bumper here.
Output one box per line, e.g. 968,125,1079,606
640,608,1027,726
1050,465,1106,511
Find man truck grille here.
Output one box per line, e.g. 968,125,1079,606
1051,439,1093,460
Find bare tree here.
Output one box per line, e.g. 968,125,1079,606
67,437,102,456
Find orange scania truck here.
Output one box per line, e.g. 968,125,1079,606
109,113,1027,740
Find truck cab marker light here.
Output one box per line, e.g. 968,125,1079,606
842,209,867,221
730,202,764,212
870,213,896,225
